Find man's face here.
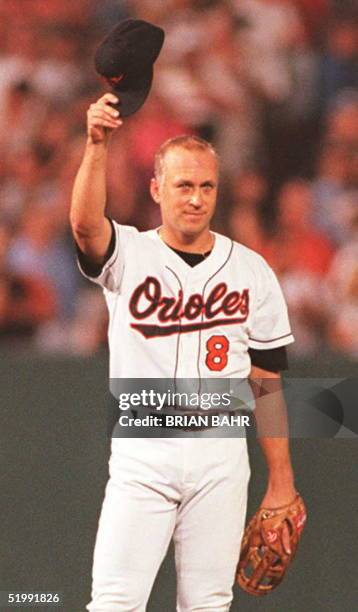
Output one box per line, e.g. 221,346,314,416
151,147,218,239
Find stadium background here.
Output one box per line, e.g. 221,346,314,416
0,1,357,610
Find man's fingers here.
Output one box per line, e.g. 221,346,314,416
95,101,121,115
88,121,121,132
88,118,122,131
282,522,291,555
89,109,121,124
99,92,119,105
89,105,120,119
86,94,122,143
87,105,122,132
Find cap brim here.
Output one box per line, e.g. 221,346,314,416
108,68,153,117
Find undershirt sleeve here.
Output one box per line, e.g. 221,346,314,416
248,346,288,372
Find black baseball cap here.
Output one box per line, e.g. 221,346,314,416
94,19,165,117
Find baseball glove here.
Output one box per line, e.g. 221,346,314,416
237,493,307,596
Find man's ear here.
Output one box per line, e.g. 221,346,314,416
150,177,160,204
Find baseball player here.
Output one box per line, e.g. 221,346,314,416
70,93,297,611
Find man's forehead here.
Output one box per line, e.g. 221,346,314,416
163,147,218,173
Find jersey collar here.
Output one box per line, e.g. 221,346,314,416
148,229,234,282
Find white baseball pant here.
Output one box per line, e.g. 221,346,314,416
87,436,250,611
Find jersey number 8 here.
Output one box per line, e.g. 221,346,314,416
205,335,230,371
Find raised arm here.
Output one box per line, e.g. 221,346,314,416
70,93,123,263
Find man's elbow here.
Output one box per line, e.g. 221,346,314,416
250,365,281,380
69,215,102,241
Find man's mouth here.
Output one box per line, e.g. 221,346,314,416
184,212,205,218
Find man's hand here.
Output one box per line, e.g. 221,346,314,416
260,482,297,555
237,493,307,595
87,93,123,144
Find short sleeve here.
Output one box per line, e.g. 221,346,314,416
76,221,134,293
249,260,294,350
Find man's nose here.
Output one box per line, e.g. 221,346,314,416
188,191,202,207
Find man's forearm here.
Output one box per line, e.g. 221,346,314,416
255,396,296,504
250,367,296,505
254,384,293,472
258,437,294,488
70,140,108,238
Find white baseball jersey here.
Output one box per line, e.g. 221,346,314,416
78,222,294,379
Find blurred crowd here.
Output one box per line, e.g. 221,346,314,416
0,0,357,358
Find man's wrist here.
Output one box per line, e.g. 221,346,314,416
268,464,294,483
267,468,295,495
84,140,109,162
263,468,296,507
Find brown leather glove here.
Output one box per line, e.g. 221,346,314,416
237,493,307,596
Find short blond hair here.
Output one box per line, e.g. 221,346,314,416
154,135,219,182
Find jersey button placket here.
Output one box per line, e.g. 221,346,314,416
176,281,200,379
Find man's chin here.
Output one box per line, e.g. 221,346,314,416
180,218,210,236
180,226,208,239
